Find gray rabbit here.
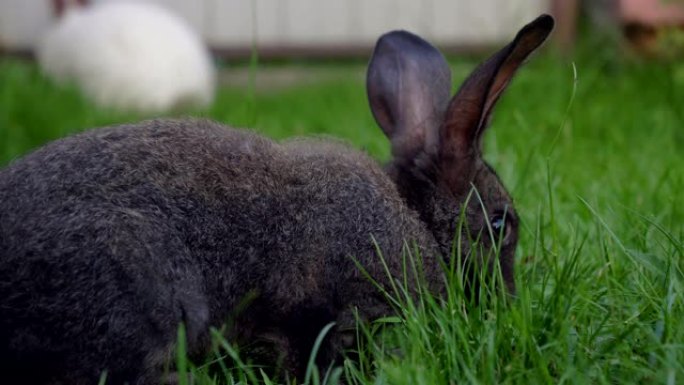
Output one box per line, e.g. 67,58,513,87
0,15,554,385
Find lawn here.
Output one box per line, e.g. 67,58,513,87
0,41,683,384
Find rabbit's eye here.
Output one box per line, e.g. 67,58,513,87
489,212,511,242
492,216,505,232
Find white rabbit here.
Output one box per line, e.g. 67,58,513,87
37,1,216,113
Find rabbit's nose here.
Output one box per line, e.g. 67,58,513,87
340,330,355,348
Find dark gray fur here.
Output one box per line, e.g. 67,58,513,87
0,15,553,385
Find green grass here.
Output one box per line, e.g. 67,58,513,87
1,47,683,385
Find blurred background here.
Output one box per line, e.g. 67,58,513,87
2,0,549,56
1,0,683,57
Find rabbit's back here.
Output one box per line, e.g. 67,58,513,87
0,119,432,383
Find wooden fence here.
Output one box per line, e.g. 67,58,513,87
0,0,549,56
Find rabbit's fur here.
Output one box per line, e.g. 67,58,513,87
37,1,215,113
0,15,553,385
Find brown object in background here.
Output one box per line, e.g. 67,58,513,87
620,0,684,54
52,0,88,17
552,0,684,56
620,0,684,26
551,0,580,54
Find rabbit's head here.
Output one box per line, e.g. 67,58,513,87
367,15,554,295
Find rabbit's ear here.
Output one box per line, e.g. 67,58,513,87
367,30,451,160
440,15,554,159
